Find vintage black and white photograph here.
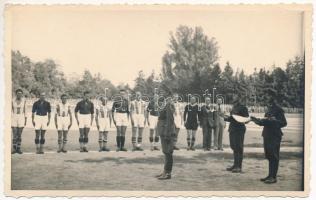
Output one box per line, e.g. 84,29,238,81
3,4,312,197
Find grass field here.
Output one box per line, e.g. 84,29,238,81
10,114,304,191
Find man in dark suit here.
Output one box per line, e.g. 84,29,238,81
199,96,215,151
251,96,287,184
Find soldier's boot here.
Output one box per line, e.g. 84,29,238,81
155,171,166,178
158,173,171,180
226,165,235,171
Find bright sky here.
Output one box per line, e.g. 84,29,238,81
9,6,304,86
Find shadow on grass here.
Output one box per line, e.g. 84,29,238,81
64,151,302,164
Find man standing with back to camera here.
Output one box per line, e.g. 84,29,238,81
75,91,94,152
251,93,287,184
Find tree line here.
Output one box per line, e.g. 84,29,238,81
12,25,304,108
135,25,304,108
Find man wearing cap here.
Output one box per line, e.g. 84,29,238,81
12,89,27,154
251,97,287,184
112,89,129,151
155,86,176,180
75,91,94,152
224,94,249,173
32,92,51,154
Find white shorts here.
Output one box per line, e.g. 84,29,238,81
78,114,91,129
133,114,145,128
174,115,182,128
98,117,110,132
12,114,25,128
57,117,70,131
149,115,158,129
114,112,128,127
34,115,49,130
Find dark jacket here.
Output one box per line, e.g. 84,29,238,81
157,102,176,139
252,105,287,138
199,104,215,128
224,103,249,133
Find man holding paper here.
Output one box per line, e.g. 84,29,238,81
224,94,250,173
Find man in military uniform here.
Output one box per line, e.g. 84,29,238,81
75,91,94,152
224,94,249,173
251,96,287,184
112,89,129,151
155,85,176,180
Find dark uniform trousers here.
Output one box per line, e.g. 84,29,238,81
157,119,175,174
201,121,212,149
264,135,281,178
229,128,246,168
160,136,174,173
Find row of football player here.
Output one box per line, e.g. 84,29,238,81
12,89,225,154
